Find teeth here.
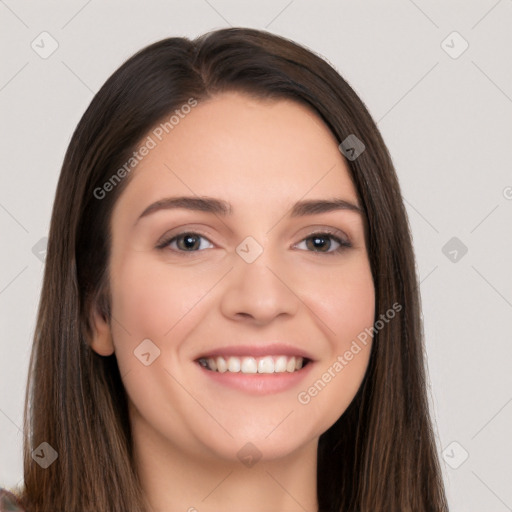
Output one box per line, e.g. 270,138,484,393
227,357,241,372
241,357,257,374
199,355,306,374
274,356,287,373
258,356,274,374
216,356,227,373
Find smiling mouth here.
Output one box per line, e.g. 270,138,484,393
197,355,311,374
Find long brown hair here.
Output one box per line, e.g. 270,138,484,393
16,27,448,511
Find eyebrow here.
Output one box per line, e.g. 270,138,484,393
135,195,363,224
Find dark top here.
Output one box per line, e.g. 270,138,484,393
0,488,26,512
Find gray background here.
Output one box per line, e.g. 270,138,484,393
1,1,511,510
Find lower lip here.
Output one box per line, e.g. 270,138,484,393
196,361,315,395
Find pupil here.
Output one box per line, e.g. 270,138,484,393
180,234,199,250
309,236,329,252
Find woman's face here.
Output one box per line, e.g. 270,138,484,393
90,91,375,464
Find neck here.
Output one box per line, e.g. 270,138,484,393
132,413,319,512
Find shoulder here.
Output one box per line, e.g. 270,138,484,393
0,488,26,512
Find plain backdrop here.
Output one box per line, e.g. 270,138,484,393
1,1,511,510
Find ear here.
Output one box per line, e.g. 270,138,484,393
88,299,115,356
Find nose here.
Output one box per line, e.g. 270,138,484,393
219,248,300,325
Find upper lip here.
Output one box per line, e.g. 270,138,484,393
195,343,315,361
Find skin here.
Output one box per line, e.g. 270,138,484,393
89,91,375,512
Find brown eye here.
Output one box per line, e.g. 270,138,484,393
306,234,333,252
296,232,352,255
176,233,202,251
157,232,214,252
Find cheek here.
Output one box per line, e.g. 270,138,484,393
108,251,210,348
324,278,375,343
293,260,375,427
302,258,375,344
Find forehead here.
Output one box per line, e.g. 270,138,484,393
112,91,359,224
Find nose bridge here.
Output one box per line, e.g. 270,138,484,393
219,236,299,322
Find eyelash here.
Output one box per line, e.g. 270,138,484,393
156,230,352,256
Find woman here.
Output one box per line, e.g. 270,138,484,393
1,27,448,511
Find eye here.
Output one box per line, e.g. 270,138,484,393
156,230,352,255
294,231,352,255
157,232,214,252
